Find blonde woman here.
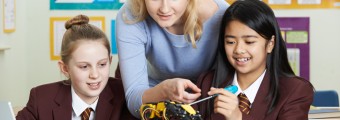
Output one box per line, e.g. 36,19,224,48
116,0,229,118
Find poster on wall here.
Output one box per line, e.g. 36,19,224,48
111,20,117,54
277,17,310,80
50,16,105,60
297,0,321,4
3,0,15,33
226,0,340,9
268,0,292,5
335,0,340,8
50,0,124,10
287,48,300,76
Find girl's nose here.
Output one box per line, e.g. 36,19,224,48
234,43,247,54
89,68,99,79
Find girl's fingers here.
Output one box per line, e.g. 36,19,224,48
208,87,236,97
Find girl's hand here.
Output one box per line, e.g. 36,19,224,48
208,87,242,120
158,78,201,103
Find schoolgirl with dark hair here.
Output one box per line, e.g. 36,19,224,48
196,0,314,119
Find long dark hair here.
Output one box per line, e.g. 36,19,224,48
211,0,295,114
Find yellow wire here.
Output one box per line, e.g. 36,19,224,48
141,108,148,120
141,107,160,120
163,108,169,120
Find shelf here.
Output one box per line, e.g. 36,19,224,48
0,45,11,51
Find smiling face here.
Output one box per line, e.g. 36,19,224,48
145,0,188,29
59,40,111,104
224,20,274,77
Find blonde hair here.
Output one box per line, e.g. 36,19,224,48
124,0,202,48
61,14,111,64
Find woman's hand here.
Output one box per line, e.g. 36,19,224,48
142,78,201,104
158,78,201,103
208,87,242,120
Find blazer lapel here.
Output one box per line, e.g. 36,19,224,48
53,83,72,120
95,83,115,120
249,72,271,119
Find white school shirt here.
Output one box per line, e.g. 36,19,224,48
71,87,98,120
233,70,266,107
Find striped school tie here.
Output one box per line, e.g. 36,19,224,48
238,93,251,114
81,107,93,120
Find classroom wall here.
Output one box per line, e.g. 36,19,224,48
0,1,340,108
0,0,28,106
274,10,340,97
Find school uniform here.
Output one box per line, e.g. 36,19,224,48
196,70,314,120
16,77,137,120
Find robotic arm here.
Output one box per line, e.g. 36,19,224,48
139,100,202,120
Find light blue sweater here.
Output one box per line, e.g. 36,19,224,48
116,0,228,117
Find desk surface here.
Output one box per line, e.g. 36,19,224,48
13,106,340,119
310,118,340,120
309,107,340,119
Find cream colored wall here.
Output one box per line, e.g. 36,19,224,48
0,1,339,108
274,10,340,97
0,0,28,107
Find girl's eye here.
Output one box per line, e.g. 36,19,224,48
246,41,255,44
80,65,88,69
225,40,235,44
100,63,106,67
98,63,107,68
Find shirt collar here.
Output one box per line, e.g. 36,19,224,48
232,70,266,105
71,86,99,117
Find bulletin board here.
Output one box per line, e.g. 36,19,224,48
226,0,340,9
50,0,124,10
277,17,310,80
50,16,105,60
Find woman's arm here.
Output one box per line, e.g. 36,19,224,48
116,5,150,118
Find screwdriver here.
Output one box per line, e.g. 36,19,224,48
188,85,238,105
